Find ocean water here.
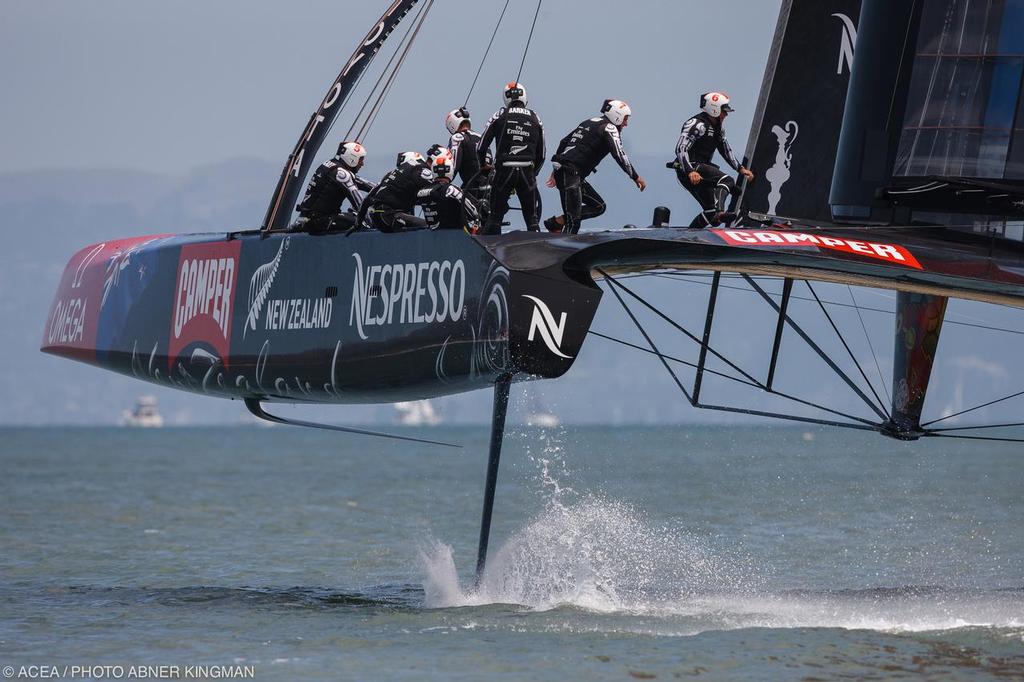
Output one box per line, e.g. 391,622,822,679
1,420,1022,680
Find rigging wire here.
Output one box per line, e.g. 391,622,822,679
924,432,1024,443
920,388,1024,428
602,274,764,386
849,285,892,405
464,0,512,107
805,281,891,419
342,1,427,141
588,330,878,427
588,330,756,387
600,271,877,431
743,275,890,421
929,421,1024,432
599,271,694,403
516,0,544,83
600,271,1023,438
650,272,1024,337
357,0,436,143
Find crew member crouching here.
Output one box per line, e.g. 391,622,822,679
294,141,374,232
417,149,481,230
544,99,646,234
672,92,754,228
354,152,433,233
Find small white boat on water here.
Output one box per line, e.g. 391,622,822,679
120,396,164,428
393,400,442,426
524,390,560,428
525,412,560,428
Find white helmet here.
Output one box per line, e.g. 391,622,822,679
601,99,632,127
503,82,527,106
700,92,733,118
431,149,455,180
426,143,447,164
445,107,471,135
336,141,367,169
397,151,425,167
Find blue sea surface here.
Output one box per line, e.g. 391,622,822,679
1,422,1022,680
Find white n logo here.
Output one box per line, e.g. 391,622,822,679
832,13,857,76
522,295,572,359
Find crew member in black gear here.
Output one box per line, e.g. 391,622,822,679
672,92,755,228
417,149,481,230
444,107,493,222
354,152,432,233
543,99,647,234
294,141,374,232
477,82,545,234
444,108,486,189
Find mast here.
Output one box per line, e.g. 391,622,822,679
261,0,421,232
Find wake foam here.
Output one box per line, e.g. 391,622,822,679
418,423,1022,633
418,497,1023,633
420,495,761,612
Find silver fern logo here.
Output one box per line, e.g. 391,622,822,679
245,237,288,338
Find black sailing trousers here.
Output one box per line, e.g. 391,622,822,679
367,207,428,233
675,162,739,228
554,165,606,235
484,164,539,235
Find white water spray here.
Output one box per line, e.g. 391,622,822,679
420,491,761,611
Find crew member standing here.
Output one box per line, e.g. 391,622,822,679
294,141,374,232
444,108,489,194
354,152,432,233
417,149,481,230
543,100,646,234
672,92,754,228
477,82,545,234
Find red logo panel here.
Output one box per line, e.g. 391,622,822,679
42,235,170,362
711,229,923,270
168,241,242,369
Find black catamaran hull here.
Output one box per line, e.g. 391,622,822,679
40,229,599,404
42,225,1024,406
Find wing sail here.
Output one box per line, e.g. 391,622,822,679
738,0,862,223
261,0,422,232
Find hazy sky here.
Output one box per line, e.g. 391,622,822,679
2,0,781,175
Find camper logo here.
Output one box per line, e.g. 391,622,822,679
523,295,572,359
832,13,857,75
169,241,242,368
712,229,924,270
